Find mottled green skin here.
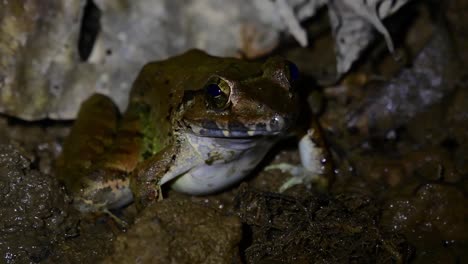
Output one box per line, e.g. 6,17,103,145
57,49,298,212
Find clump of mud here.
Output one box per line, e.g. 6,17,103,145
0,124,117,263
235,186,412,263
0,144,78,263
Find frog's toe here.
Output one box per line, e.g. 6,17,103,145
103,208,129,229
266,163,328,192
279,173,308,193
266,163,303,175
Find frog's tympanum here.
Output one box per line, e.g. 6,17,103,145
57,50,328,213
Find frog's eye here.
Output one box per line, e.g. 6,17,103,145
204,77,231,109
285,61,299,82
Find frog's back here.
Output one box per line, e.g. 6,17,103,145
130,49,262,99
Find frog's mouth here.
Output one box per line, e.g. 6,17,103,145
183,116,292,138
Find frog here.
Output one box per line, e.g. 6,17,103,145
56,49,330,214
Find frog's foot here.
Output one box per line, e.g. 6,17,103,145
266,163,328,192
267,128,331,192
102,208,129,229
75,198,129,228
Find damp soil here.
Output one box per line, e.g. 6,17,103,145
0,1,467,263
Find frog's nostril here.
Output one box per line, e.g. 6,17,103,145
269,115,285,131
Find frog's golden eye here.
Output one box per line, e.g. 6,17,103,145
204,77,231,109
285,60,299,82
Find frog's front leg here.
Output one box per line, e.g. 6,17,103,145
129,148,172,210
267,119,332,192
130,142,202,209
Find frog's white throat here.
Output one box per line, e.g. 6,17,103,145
161,132,276,195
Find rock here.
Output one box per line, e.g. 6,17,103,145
1,0,316,121
0,0,85,120
347,25,461,135
381,183,468,262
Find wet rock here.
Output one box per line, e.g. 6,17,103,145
446,0,468,64
104,197,242,264
381,183,468,262
382,183,468,241
0,118,70,176
351,147,462,187
0,144,78,263
347,25,461,135
442,85,468,175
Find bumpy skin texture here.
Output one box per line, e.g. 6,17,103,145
56,94,141,212
57,49,299,211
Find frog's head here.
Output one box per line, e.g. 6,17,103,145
181,56,299,138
